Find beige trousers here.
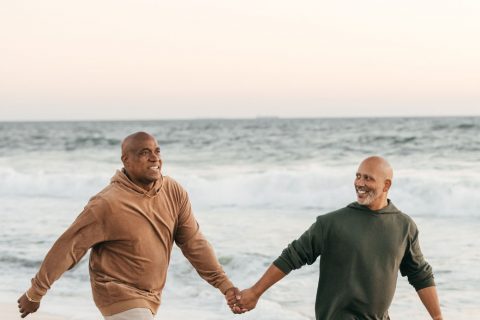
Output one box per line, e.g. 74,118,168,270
104,308,154,320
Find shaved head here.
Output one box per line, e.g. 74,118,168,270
359,156,393,181
354,156,394,210
120,132,162,191
121,132,157,156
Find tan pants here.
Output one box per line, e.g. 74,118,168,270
104,308,154,320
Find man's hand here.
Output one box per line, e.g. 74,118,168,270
226,265,286,314
17,293,40,318
225,287,246,314
236,288,260,312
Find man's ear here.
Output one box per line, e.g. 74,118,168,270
121,153,128,166
383,179,392,192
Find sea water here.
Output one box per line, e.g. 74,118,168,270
1,118,479,319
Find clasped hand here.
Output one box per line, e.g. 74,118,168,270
225,287,260,314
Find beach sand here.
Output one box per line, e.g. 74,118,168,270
1,303,66,320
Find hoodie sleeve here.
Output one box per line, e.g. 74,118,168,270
399,221,435,291
174,187,233,294
26,196,107,301
273,216,324,274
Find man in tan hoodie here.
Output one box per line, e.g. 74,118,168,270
17,131,239,319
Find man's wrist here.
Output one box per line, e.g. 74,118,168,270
25,291,40,303
224,287,236,295
251,284,263,298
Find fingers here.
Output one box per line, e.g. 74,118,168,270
227,292,246,314
225,287,255,314
227,294,237,305
231,304,247,314
225,287,243,310
19,306,38,318
20,306,29,318
19,306,29,318
233,287,241,301
231,288,242,308
225,287,238,299
17,294,39,318
229,297,242,313
230,299,250,313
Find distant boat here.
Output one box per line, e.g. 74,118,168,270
255,116,279,120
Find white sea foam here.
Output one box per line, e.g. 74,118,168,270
1,162,478,217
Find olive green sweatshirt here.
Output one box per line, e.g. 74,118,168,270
27,170,233,316
273,201,435,320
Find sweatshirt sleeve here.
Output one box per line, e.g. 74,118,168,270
27,196,107,301
273,217,324,274
174,189,234,294
399,221,435,291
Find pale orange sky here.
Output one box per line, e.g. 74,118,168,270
1,0,479,120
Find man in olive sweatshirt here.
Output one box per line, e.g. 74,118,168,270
18,132,239,319
230,156,443,320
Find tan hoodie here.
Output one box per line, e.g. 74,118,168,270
27,170,233,316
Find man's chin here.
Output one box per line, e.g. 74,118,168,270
357,197,370,206
146,174,161,182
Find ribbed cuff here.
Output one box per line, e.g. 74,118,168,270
413,278,436,291
26,287,43,303
273,257,293,275
218,279,235,295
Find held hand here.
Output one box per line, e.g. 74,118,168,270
237,288,260,312
225,287,240,306
17,293,40,318
225,287,246,314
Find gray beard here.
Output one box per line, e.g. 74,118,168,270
357,190,377,205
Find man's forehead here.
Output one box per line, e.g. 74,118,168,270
357,161,389,179
355,156,393,180
357,162,380,175
356,169,376,176
123,135,159,152
131,138,159,149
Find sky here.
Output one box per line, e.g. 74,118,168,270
1,0,479,121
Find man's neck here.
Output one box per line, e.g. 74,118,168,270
367,198,389,211
124,170,155,191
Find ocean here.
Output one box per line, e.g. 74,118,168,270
1,117,479,319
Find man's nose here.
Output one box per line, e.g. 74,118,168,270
149,153,161,161
355,178,365,186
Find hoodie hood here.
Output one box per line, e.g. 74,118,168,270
347,199,400,214
110,169,163,197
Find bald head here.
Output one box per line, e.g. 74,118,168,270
120,132,162,191
121,132,157,157
359,156,393,181
354,156,393,210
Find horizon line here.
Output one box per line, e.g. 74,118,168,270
1,114,479,123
